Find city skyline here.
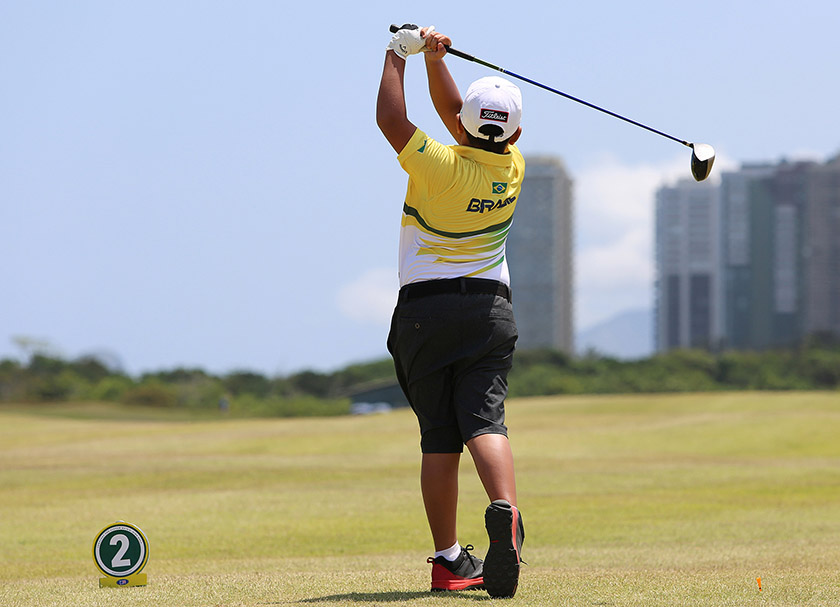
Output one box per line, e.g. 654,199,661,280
656,154,840,353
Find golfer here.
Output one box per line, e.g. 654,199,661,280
376,25,525,598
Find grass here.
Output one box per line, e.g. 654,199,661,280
1,392,839,606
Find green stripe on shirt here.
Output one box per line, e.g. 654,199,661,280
403,203,513,239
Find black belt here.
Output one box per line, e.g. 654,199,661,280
399,278,512,303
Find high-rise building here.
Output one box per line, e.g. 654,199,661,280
506,156,574,353
719,163,778,349
654,179,720,351
803,154,840,339
720,161,818,349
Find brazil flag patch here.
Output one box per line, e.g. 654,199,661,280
492,182,508,195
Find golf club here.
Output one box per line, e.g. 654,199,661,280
389,24,715,181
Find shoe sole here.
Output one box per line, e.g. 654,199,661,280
431,582,485,592
483,500,521,598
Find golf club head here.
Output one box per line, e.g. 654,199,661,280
690,143,716,182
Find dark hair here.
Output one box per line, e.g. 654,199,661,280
464,123,513,154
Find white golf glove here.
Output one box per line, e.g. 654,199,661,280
387,24,435,60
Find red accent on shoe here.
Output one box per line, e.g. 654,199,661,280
511,506,520,563
430,562,485,591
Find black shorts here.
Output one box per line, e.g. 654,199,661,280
387,278,518,453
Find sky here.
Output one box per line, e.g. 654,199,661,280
2,1,839,376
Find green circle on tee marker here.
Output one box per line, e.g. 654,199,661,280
92,522,149,578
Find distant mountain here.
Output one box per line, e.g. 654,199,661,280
576,308,653,359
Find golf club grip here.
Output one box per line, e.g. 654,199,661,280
388,24,476,62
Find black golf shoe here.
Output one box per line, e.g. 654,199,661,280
483,499,525,598
428,544,484,591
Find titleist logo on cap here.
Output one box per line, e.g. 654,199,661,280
480,108,509,123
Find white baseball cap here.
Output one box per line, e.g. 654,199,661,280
460,76,522,141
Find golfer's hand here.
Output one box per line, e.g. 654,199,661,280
387,24,434,60
423,28,451,62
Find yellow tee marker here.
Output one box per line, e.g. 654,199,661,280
92,522,149,588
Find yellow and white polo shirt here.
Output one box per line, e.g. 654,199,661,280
396,128,525,287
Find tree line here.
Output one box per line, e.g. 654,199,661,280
1,342,838,417
0,355,394,417
508,343,840,397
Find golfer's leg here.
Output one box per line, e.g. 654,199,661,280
420,452,461,551
466,433,517,507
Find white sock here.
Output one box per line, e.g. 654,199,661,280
435,541,462,562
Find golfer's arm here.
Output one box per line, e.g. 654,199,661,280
425,55,462,141
377,51,416,153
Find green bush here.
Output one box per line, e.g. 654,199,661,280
798,349,840,387
90,376,135,402
122,382,178,408
28,370,91,402
223,371,272,398
509,364,583,397
173,376,225,409
69,356,113,383
287,371,333,398
0,359,26,401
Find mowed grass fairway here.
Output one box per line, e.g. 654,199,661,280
1,392,839,606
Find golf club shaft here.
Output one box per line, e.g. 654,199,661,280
389,24,691,148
